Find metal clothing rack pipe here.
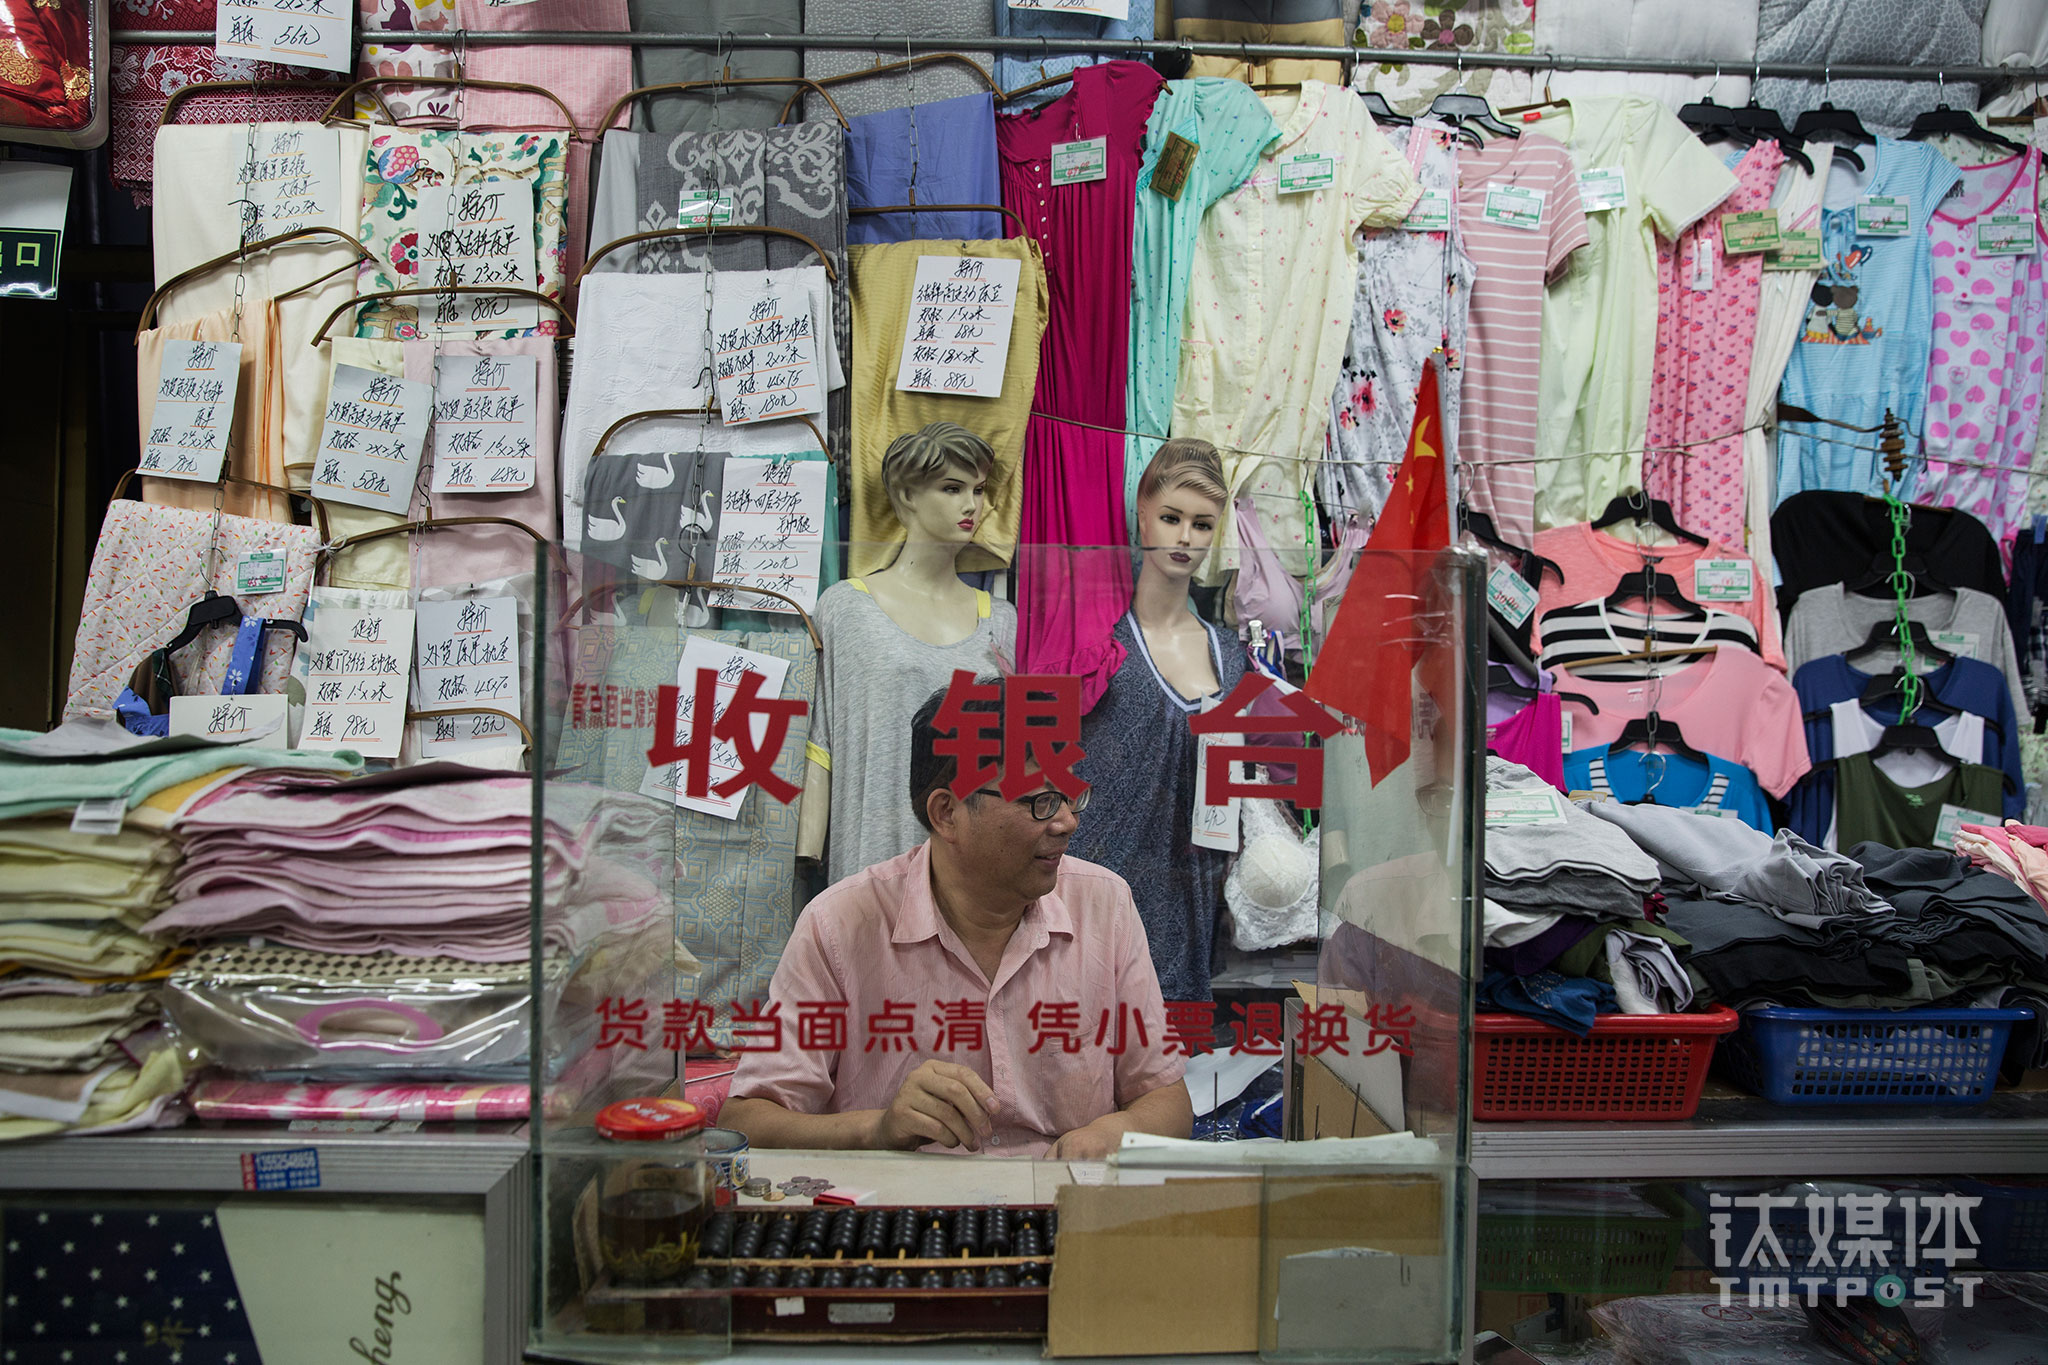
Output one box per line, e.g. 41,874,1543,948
105,32,2048,82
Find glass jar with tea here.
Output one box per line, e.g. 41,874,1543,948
594,1097,713,1285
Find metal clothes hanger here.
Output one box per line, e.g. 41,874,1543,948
318,75,583,140
159,79,390,126
111,467,333,543
556,579,822,652
309,288,574,345
775,53,998,124
139,227,375,334
587,407,828,467
602,77,852,136
576,226,838,285
1905,71,2028,154
404,706,533,753
998,43,1077,109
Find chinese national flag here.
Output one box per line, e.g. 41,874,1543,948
1305,357,1451,785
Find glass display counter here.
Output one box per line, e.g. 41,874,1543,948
526,541,1486,1362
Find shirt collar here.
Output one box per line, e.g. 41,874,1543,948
892,841,1078,947
1267,79,1328,155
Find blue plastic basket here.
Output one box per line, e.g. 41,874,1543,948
1721,1006,2031,1106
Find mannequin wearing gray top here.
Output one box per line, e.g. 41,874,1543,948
799,423,1016,885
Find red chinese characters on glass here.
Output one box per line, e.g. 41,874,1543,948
933,669,1087,801
645,666,809,803
1186,675,1344,809
596,996,649,1051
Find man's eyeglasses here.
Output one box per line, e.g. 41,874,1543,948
970,785,1092,820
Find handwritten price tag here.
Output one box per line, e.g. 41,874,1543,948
169,694,289,748
640,637,792,820
1007,0,1129,19
214,0,354,74
140,339,241,483
430,353,537,493
300,605,414,758
712,275,825,426
894,255,1022,399
311,363,433,513
231,125,343,239
709,457,829,614
413,596,522,758
410,184,541,336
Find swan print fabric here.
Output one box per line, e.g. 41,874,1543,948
580,449,728,584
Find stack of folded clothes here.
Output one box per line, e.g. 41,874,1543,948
143,768,674,1122
0,722,359,1137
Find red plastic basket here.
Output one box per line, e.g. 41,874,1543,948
1472,1005,1741,1121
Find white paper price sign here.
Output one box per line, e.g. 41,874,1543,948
640,637,793,821
1191,694,1241,853
311,363,433,512
1007,0,1128,19
169,694,289,748
710,457,829,614
895,255,1022,399
232,126,343,239
141,339,241,483
413,596,522,758
214,0,354,74
712,276,826,426
431,354,537,493
300,606,414,758
412,184,540,335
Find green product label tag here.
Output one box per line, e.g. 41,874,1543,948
1485,790,1570,826
1720,208,1783,254
1976,213,2039,257
1576,167,1627,213
1934,802,2001,849
1693,558,1753,602
235,550,288,596
678,190,735,228
1930,630,1981,655
1277,153,1336,194
1485,564,1538,628
1482,184,1545,231
1855,195,1910,236
1400,188,1452,232
1767,228,1823,271
1050,137,1108,187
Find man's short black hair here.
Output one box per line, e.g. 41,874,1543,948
907,677,1004,832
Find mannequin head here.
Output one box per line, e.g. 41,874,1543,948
1133,439,1228,583
880,422,996,548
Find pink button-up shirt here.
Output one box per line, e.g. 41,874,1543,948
730,843,1185,1156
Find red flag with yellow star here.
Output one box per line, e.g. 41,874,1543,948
1305,357,1450,785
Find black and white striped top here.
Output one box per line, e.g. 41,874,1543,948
1537,599,1762,681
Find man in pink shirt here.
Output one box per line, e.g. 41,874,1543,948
722,685,1192,1159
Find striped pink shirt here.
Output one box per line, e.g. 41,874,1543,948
1457,133,1589,546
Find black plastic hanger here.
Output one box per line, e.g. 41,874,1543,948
1846,618,1955,666
1905,81,2026,155
1428,91,1520,141
1792,98,1870,172
1589,493,1710,547
1462,507,1563,585
161,591,243,658
1844,549,1949,599
1870,721,1946,759
1610,713,1709,765
1602,572,1710,623
1730,99,1815,176
1678,93,1743,140
1360,90,1412,127
260,617,308,643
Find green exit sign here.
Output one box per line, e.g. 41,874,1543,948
0,228,61,300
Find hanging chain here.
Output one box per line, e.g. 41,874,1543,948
905,37,921,216
1878,409,1922,723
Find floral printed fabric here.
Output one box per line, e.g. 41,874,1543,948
353,127,569,340
67,501,319,721
354,0,458,121
1355,0,1536,116
1320,119,1473,531
1914,148,2048,552
1642,140,1783,548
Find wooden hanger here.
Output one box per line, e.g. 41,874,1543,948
309,287,574,345
588,407,828,467
112,467,333,543
139,226,374,334
404,706,532,753
328,513,545,553
318,76,582,139
601,77,851,136
849,204,1029,235
576,225,838,284
159,78,385,126
775,54,998,124
997,71,1076,106
557,579,821,651
1559,642,1718,672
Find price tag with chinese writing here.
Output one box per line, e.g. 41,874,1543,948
1486,564,1538,628
1400,188,1452,232
299,605,414,759
1278,153,1336,194
895,255,1022,399
1720,208,1782,254
1693,558,1753,602
169,694,289,748
410,185,541,335
214,0,353,74
679,188,736,229
712,273,826,426
1976,213,2038,257
413,597,522,758
1191,694,1241,853
1485,790,1569,825
709,457,829,614
1483,184,1545,231
1577,167,1627,213
430,353,537,493
1934,802,2001,849
641,637,793,821
1855,195,1910,236
232,126,343,239
1007,0,1128,18
1050,137,1107,187
1151,133,1198,202
235,550,287,596
1767,228,1823,271
310,363,433,513
141,339,241,484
